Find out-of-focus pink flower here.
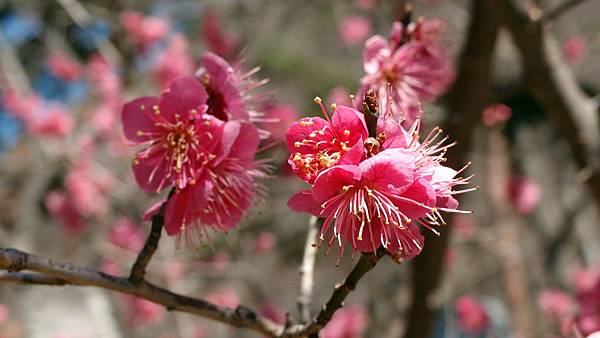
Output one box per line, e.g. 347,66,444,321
453,214,476,239
151,35,194,89
321,304,367,338
328,87,353,107
0,304,9,325
588,332,600,338
285,103,367,184
64,159,112,218
2,91,73,137
339,16,372,46
123,296,164,326
356,0,375,10
455,296,489,335
260,301,285,325
254,231,276,255
359,19,453,125
563,34,587,64
539,289,577,322
482,104,512,127
100,259,122,276
87,54,122,100
164,261,186,282
201,8,239,59
47,53,82,81
507,176,542,214
45,191,85,236
205,288,239,308
120,11,169,51
572,267,600,294
262,104,299,142
107,217,145,252
210,252,231,271
192,325,208,338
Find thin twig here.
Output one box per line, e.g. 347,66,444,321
129,192,173,284
544,0,589,21
297,216,320,323
284,248,385,337
0,246,283,336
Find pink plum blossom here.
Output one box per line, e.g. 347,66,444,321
359,19,453,124
0,304,9,325
122,76,221,192
287,94,472,260
507,176,542,214
321,304,368,338
47,53,82,81
339,16,372,46
107,217,146,252
563,34,587,64
122,296,165,326
2,91,73,137
195,52,271,134
285,102,367,184
455,296,489,335
328,86,354,107
539,289,577,322
120,11,169,51
201,8,239,59
254,231,276,255
482,104,512,127
205,288,240,308
45,191,85,236
152,35,195,89
262,104,299,142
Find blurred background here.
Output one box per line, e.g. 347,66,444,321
0,0,599,337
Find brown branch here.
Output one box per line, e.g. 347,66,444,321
285,248,385,337
402,1,500,337
129,192,173,284
544,0,589,21
0,247,283,337
297,216,320,323
494,0,600,212
0,272,69,285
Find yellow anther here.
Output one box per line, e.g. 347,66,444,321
343,129,350,137
136,130,144,136
300,120,313,127
294,142,302,148
313,97,322,104
331,103,337,110
140,105,145,110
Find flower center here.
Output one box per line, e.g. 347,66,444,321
202,74,229,121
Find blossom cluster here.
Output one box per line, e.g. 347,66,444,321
539,266,600,336
286,92,472,261
359,18,453,125
122,52,267,245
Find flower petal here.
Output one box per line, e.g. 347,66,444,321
312,165,362,203
132,148,170,193
363,35,389,74
287,190,321,216
122,96,160,142
359,148,416,194
159,76,208,121
331,106,368,142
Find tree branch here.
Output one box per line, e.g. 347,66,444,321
0,272,69,285
297,216,320,323
402,1,500,337
544,0,589,21
129,192,172,284
494,0,600,212
285,248,385,337
0,247,283,337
